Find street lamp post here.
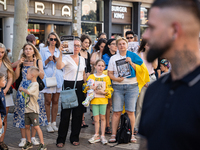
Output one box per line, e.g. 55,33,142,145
72,0,78,37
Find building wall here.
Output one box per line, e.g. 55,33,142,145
0,0,73,50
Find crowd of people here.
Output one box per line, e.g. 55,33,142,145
0,0,200,149
0,30,173,150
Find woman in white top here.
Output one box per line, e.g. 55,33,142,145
90,38,107,73
56,39,86,148
107,37,144,143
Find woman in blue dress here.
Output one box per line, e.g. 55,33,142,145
40,32,63,133
13,42,47,147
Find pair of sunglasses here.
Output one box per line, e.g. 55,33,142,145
127,37,134,39
50,38,57,41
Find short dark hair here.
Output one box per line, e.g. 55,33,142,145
152,0,200,21
98,32,107,39
125,31,135,37
26,34,36,43
80,34,92,45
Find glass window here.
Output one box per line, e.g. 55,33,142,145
81,23,102,43
82,0,104,22
28,23,45,47
140,7,149,40
140,7,148,25
54,25,71,38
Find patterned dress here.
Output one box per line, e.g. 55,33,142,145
13,66,48,128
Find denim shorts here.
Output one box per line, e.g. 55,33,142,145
112,84,139,112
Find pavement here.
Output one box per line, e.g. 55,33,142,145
4,100,140,150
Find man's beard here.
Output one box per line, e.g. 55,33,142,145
147,40,173,62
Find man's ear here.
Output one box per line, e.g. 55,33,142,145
172,22,182,40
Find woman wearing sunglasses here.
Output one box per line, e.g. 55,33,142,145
40,32,63,133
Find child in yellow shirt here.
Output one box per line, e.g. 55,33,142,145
84,59,113,145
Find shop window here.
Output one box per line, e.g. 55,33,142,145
81,23,102,43
54,25,71,38
82,0,104,22
140,7,149,40
28,23,45,47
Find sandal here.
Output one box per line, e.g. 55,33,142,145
56,143,64,148
105,127,111,134
134,129,138,135
72,141,80,146
131,135,137,143
81,120,89,128
108,135,116,143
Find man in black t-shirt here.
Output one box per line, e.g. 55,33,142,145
139,0,200,150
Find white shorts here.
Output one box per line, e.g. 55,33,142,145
5,94,14,107
40,87,62,94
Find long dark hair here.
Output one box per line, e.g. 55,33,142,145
94,38,107,52
102,38,116,57
138,39,147,53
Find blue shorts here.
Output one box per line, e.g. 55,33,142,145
112,84,139,112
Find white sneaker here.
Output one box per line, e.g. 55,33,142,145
51,122,58,132
101,136,108,145
31,138,40,145
46,123,54,133
88,134,100,144
18,138,26,147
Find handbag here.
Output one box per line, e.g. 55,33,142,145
60,57,80,109
36,60,45,91
14,63,23,90
45,65,57,87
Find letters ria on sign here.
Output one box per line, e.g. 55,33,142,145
0,0,71,17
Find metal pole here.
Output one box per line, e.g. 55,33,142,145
72,0,78,37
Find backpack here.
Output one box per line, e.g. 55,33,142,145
116,113,132,144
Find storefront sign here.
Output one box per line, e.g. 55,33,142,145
0,0,6,10
112,5,132,24
0,0,71,17
112,6,127,19
35,2,71,17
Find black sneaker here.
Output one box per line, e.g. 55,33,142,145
22,141,33,150
0,142,8,150
37,143,47,150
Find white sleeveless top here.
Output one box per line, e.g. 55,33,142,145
141,52,154,75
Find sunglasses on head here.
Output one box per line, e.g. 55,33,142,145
127,37,134,40
50,38,57,41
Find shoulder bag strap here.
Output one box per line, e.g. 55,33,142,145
62,57,80,90
73,57,80,89
52,49,57,77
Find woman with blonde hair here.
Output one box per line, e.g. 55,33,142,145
40,32,63,133
107,37,149,143
0,43,14,150
13,42,47,147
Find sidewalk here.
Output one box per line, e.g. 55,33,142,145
4,103,140,150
